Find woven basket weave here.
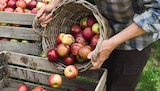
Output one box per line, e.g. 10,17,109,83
32,0,112,72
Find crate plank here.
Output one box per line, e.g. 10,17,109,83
8,65,98,91
0,12,42,55
0,42,41,55
0,12,36,25
0,51,107,91
5,51,105,80
4,51,59,72
0,66,4,79
1,79,63,91
0,79,5,90
0,26,40,41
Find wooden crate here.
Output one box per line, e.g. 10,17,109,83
0,51,107,91
0,11,42,56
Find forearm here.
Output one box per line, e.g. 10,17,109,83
104,22,146,49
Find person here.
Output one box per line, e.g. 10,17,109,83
36,0,160,91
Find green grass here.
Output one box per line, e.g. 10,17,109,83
136,40,160,91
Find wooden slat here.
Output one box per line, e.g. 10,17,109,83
0,26,40,41
5,51,59,72
0,12,36,25
0,79,5,90
0,51,107,91
5,51,105,80
95,69,107,91
8,65,97,91
0,42,41,55
0,79,62,91
0,66,4,79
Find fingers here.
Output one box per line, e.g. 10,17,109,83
38,13,53,27
36,7,45,18
88,50,109,70
87,51,94,59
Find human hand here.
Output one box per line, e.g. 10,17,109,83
36,5,54,27
87,40,115,70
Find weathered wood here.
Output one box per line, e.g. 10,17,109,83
0,51,107,91
1,79,63,91
0,26,40,41
0,41,41,55
8,65,98,91
0,79,5,90
0,12,42,55
5,51,59,72
0,12,36,25
0,66,4,79
5,51,105,79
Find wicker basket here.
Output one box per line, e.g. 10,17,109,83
32,0,112,72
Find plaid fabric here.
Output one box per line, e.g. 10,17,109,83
95,0,160,51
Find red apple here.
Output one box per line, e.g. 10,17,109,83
70,43,83,56
7,0,17,9
48,74,62,88
55,33,65,44
82,27,95,40
16,0,27,9
80,17,88,28
74,31,83,38
64,65,78,79
47,49,58,62
0,3,5,11
87,16,97,27
79,45,92,60
27,0,37,10
24,0,31,4
31,7,39,14
56,43,70,57
4,7,14,12
0,37,9,41
70,24,81,34
91,34,99,46
31,86,48,91
42,89,48,91
92,23,100,35
75,36,88,46
89,44,95,50
17,83,29,91
0,0,7,7
61,34,75,45
14,7,24,13
63,55,76,65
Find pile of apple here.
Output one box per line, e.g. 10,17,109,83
47,15,100,66
0,0,49,14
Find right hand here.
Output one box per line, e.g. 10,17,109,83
36,4,54,27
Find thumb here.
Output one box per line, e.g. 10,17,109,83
87,51,94,59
